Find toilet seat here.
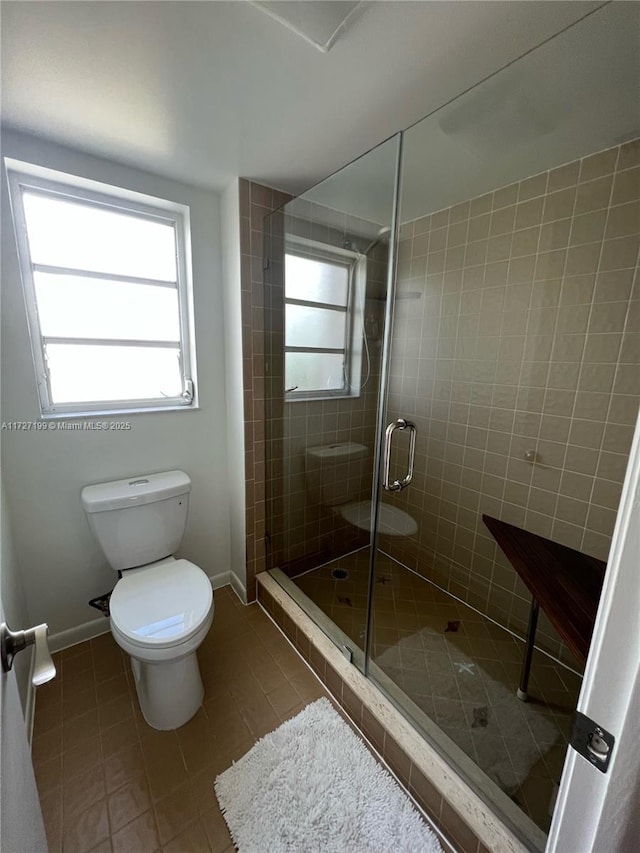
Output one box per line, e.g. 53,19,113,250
110,559,213,649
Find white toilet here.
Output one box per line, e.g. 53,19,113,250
81,470,213,730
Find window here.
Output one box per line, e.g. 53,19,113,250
284,239,363,399
5,160,196,417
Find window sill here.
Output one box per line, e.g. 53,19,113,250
41,404,199,420
285,393,360,404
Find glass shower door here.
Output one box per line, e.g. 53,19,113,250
264,133,402,670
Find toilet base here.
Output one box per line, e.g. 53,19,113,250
130,651,204,730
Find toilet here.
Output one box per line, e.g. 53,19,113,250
304,442,418,536
81,470,213,730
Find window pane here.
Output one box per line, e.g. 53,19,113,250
285,254,349,305
34,273,180,342
285,352,345,393
23,193,177,281
45,344,182,404
286,304,347,349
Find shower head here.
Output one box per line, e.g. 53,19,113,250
344,226,392,256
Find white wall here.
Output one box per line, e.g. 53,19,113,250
220,179,247,601
0,475,32,715
1,130,241,643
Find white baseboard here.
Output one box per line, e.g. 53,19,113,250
49,617,111,653
229,571,247,604
209,569,230,590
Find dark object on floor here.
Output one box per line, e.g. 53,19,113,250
89,592,112,617
337,596,353,607
472,706,489,728
445,620,461,633
331,568,349,580
376,576,391,585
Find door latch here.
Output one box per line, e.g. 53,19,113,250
570,711,615,773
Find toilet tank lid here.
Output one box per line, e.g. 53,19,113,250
81,470,191,513
305,442,367,460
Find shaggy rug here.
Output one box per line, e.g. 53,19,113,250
214,698,443,853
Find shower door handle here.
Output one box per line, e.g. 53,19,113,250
382,418,416,491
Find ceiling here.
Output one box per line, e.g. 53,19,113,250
302,0,640,225
1,1,606,197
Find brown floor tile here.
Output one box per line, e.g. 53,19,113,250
63,766,106,822
153,781,199,845
107,776,152,834
100,719,139,759
103,743,146,794
200,807,233,853
179,734,221,777
40,788,63,853
35,754,63,797
139,731,182,768
189,767,219,814
62,736,102,784
61,798,109,853
146,751,189,802
63,708,100,750
86,840,112,853
111,810,159,853
98,694,136,731
33,725,64,765
266,679,301,717
162,817,210,853
237,692,281,740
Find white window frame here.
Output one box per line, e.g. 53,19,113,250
285,236,365,402
5,159,197,418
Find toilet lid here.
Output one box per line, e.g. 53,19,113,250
110,559,212,647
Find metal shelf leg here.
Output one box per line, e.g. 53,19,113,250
517,597,539,702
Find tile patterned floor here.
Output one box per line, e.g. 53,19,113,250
294,549,581,833
32,587,358,853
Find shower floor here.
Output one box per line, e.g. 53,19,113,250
293,548,581,835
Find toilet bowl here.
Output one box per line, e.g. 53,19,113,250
81,471,214,730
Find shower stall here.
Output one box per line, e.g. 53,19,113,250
262,5,639,847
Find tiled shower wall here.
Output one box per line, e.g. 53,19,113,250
239,179,292,600
383,139,640,662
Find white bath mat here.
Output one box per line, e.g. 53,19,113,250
214,697,442,853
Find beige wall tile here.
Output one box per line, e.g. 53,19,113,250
616,139,640,171
599,235,640,271
579,148,618,183
611,164,640,205
574,175,613,215
548,161,580,192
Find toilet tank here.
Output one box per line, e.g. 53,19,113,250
81,471,191,571
304,443,368,507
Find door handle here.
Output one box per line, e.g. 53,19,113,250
383,418,416,491
1,622,56,686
